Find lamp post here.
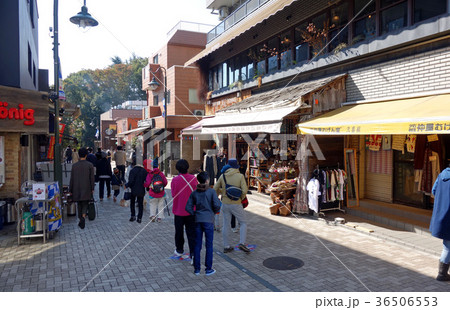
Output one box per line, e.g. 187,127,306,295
52,0,98,188
148,67,169,174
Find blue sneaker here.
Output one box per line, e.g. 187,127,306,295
194,269,200,275
205,269,216,276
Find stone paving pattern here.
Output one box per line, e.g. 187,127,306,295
1,187,449,292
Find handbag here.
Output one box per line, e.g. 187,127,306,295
87,200,96,221
222,174,243,201
241,196,249,208
123,188,132,201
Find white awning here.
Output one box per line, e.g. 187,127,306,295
181,116,214,134
201,105,299,134
116,125,151,137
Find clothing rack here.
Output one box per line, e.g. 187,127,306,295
316,164,346,215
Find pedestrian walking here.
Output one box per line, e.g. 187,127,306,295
72,147,79,164
214,158,250,253
125,155,148,223
144,158,168,222
65,146,72,163
114,146,127,183
171,159,198,259
430,166,450,281
69,147,95,229
111,168,123,203
86,147,97,167
186,171,221,275
96,154,112,201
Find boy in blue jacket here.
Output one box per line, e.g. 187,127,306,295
186,171,221,275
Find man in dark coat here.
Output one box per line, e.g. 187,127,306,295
69,147,95,229
430,167,450,281
125,155,148,223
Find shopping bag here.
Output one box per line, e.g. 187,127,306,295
241,196,249,208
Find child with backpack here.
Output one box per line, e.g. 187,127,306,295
185,171,221,275
144,158,168,222
111,168,123,203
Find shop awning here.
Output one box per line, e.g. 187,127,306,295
202,105,299,134
185,0,296,66
297,93,450,135
116,125,151,137
181,116,214,135
201,74,347,134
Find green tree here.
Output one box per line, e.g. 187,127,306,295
63,56,147,147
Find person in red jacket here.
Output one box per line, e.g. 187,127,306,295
170,159,198,259
144,158,168,222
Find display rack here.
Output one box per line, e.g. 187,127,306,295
16,196,54,245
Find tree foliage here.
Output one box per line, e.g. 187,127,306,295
63,56,147,147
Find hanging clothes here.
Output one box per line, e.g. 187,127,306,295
421,147,433,195
321,170,327,203
306,177,321,213
216,156,227,179
203,150,217,186
329,170,337,202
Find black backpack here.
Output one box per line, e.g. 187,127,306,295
150,172,165,193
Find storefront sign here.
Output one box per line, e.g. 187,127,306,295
0,85,48,133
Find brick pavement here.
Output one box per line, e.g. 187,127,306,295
0,187,449,292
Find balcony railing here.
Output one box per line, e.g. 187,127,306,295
167,21,215,38
207,0,270,43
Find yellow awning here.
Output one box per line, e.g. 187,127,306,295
297,94,450,135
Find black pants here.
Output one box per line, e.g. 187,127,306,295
130,194,144,220
99,178,111,199
174,215,196,256
231,214,236,228
77,201,89,220
117,165,126,183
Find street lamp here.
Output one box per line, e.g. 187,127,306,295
148,67,169,175
52,0,98,188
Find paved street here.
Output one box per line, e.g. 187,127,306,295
1,187,449,293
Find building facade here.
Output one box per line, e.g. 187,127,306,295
186,0,450,227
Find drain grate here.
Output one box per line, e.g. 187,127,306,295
263,256,304,270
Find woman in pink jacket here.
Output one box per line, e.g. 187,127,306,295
170,159,198,259
143,158,168,222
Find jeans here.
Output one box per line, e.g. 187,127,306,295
98,178,111,199
174,215,196,256
440,239,450,264
117,165,126,183
193,222,214,272
222,203,247,248
130,194,144,220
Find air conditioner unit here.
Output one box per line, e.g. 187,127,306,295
219,6,229,20
194,110,205,116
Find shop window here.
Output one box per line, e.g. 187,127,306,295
208,70,213,91
267,37,279,73
414,0,447,23
279,30,292,69
354,0,376,16
295,23,309,63
329,27,349,53
228,59,237,86
280,50,292,70
353,14,376,43
213,68,219,90
381,2,407,35
330,2,349,28
217,65,223,89
247,62,254,80
189,89,199,104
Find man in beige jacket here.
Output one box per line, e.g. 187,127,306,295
113,146,127,183
214,158,250,253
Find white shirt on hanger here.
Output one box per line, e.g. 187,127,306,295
306,178,321,213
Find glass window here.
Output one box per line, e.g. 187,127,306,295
257,60,266,76
354,14,376,42
222,62,228,87
354,0,375,16
189,89,199,104
267,37,279,73
381,0,402,8
414,0,447,23
217,65,223,88
330,2,349,28
280,50,292,70
234,56,240,81
329,27,348,52
228,59,236,85
240,53,249,81
153,55,158,64
153,95,159,106
312,13,327,31
213,68,219,90
295,44,308,63
381,2,407,34
248,61,254,79
208,70,213,91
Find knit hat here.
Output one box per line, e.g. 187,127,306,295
228,158,239,169
152,158,159,168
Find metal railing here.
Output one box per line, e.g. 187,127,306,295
207,0,270,43
167,21,215,38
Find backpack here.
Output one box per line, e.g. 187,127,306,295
150,172,165,193
222,173,242,201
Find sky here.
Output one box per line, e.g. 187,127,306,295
38,0,220,79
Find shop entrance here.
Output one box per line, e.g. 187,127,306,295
393,150,424,207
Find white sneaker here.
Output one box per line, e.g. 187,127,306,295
174,250,183,257
232,227,239,233
181,254,190,259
